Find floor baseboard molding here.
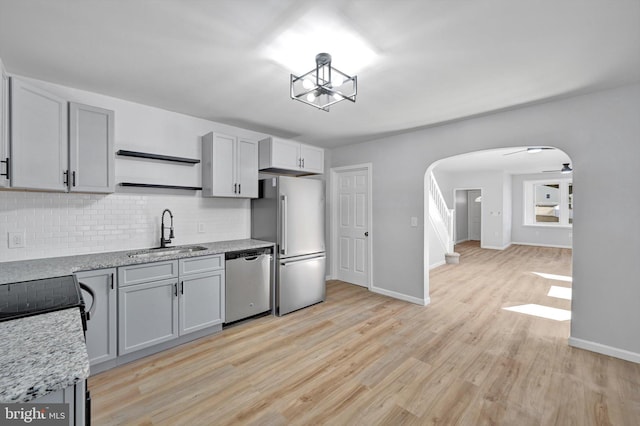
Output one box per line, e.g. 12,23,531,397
568,337,640,364
480,244,510,251
371,285,430,306
512,241,572,249
429,260,446,270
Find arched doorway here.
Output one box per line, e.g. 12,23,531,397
423,146,573,302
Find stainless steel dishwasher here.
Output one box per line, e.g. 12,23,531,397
225,248,272,324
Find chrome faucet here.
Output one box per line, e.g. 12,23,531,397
160,209,175,248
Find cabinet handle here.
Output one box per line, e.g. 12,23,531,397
180,281,184,295
234,183,237,194
238,183,241,194
72,171,76,187
63,170,69,186
0,157,8,179
174,283,178,297
110,273,114,290
302,158,305,168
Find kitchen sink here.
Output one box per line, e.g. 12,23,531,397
128,245,208,259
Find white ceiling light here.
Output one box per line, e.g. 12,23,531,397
290,53,357,111
262,8,377,74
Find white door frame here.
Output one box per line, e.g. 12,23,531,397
330,163,373,290
453,187,483,246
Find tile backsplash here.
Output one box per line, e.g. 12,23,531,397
0,191,251,262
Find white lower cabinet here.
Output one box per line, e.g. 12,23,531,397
75,268,117,367
117,255,225,356
118,276,180,355
32,380,86,426
179,255,225,335
0,58,9,188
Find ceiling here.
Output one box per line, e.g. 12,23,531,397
433,147,572,175
0,0,639,149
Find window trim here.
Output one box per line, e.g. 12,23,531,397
523,178,573,228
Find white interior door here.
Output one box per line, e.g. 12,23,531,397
468,190,482,241
335,166,370,287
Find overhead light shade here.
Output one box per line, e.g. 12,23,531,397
290,53,357,112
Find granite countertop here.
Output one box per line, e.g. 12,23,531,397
0,238,274,284
0,238,274,403
0,308,90,403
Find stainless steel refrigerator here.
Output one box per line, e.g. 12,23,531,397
251,176,326,315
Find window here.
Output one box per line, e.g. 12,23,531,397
523,179,573,227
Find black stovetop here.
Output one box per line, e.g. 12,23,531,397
0,275,84,322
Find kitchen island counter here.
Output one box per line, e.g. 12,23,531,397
0,238,273,285
0,308,89,403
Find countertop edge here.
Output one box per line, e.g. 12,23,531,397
0,239,275,284
0,308,90,404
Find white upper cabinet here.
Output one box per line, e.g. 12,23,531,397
69,102,115,193
8,78,115,193
0,59,9,188
201,132,258,198
10,78,68,191
258,136,324,175
236,137,259,197
299,144,324,174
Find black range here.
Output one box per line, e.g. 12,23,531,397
0,275,86,329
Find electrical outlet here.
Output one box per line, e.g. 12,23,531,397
410,217,418,227
197,222,205,233
8,232,26,249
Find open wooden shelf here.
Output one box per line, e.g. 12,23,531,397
119,182,202,190
117,150,200,164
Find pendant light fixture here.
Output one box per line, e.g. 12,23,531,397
290,53,357,112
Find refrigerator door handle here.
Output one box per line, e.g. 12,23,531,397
281,195,288,255
279,253,326,265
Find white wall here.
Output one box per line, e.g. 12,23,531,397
328,84,640,362
0,76,269,262
511,173,573,248
434,170,510,250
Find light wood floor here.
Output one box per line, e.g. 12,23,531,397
89,242,640,425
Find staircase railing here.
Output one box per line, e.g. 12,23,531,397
428,171,455,252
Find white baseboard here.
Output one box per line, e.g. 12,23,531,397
568,337,640,364
480,244,511,250
511,241,572,249
370,285,430,306
429,260,446,270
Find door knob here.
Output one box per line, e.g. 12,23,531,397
364,232,369,237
